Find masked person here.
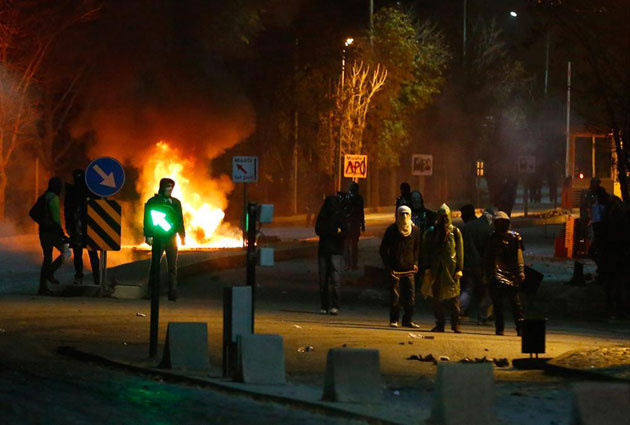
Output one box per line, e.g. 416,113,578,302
143,178,185,301
380,206,421,328
459,207,494,324
342,181,365,271
315,195,344,315
30,177,68,295
423,204,464,333
484,211,525,335
65,169,100,286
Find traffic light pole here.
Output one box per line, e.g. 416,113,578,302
149,241,160,358
246,202,257,330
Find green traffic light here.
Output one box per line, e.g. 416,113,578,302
151,209,173,232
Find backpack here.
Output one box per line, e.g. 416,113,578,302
29,194,50,227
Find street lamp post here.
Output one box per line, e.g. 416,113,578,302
337,37,353,192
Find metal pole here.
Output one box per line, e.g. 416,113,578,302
544,31,550,97
462,0,467,63
565,61,571,177
292,38,299,215
101,250,107,292
337,49,346,193
242,183,248,247
369,0,374,46
246,202,256,331
149,242,160,358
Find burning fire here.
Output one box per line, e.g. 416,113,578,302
137,141,242,249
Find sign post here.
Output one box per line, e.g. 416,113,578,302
518,156,536,217
85,157,125,294
232,156,258,246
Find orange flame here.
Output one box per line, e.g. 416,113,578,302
137,141,242,249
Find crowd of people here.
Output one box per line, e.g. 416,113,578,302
29,173,100,296
29,175,185,301
316,181,527,336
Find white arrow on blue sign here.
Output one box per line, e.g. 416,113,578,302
85,157,126,197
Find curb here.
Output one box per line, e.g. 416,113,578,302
58,346,409,425
543,362,630,383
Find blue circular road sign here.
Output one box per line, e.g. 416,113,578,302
85,157,126,197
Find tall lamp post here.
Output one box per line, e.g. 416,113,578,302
337,37,354,192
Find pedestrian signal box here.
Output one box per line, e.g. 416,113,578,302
148,204,178,236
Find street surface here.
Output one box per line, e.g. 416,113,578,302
0,210,627,424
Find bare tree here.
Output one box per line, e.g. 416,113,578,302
0,1,100,220
335,61,387,158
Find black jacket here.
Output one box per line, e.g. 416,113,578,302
379,224,421,272
143,194,186,240
484,230,525,287
315,196,344,256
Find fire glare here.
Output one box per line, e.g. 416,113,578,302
138,141,242,249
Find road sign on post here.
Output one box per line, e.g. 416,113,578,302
232,156,258,183
86,200,122,251
85,157,126,197
344,155,368,179
412,154,433,176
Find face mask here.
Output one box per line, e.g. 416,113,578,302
397,212,412,236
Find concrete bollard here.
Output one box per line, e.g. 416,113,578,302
161,322,209,371
571,383,630,425
236,334,286,384
430,363,496,425
322,348,382,403
223,286,253,378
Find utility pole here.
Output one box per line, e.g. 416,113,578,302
565,61,571,178
369,0,374,46
462,0,467,63
292,37,299,215
544,31,550,97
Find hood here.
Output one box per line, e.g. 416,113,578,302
47,177,63,195
159,178,175,195
436,203,452,226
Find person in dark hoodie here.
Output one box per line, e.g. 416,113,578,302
380,205,421,328
143,178,185,301
65,169,100,286
484,211,525,335
315,195,345,315
33,177,68,295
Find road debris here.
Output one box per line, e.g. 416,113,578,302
439,356,450,362
297,346,315,353
292,324,302,329
408,333,435,340
136,312,146,317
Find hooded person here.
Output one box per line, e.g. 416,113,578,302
422,204,464,333
32,177,68,295
143,177,186,301
342,181,365,270
315,195,345,315
460,207,494,324
484,211,525,335
64,169,101,287
380,205,421,328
